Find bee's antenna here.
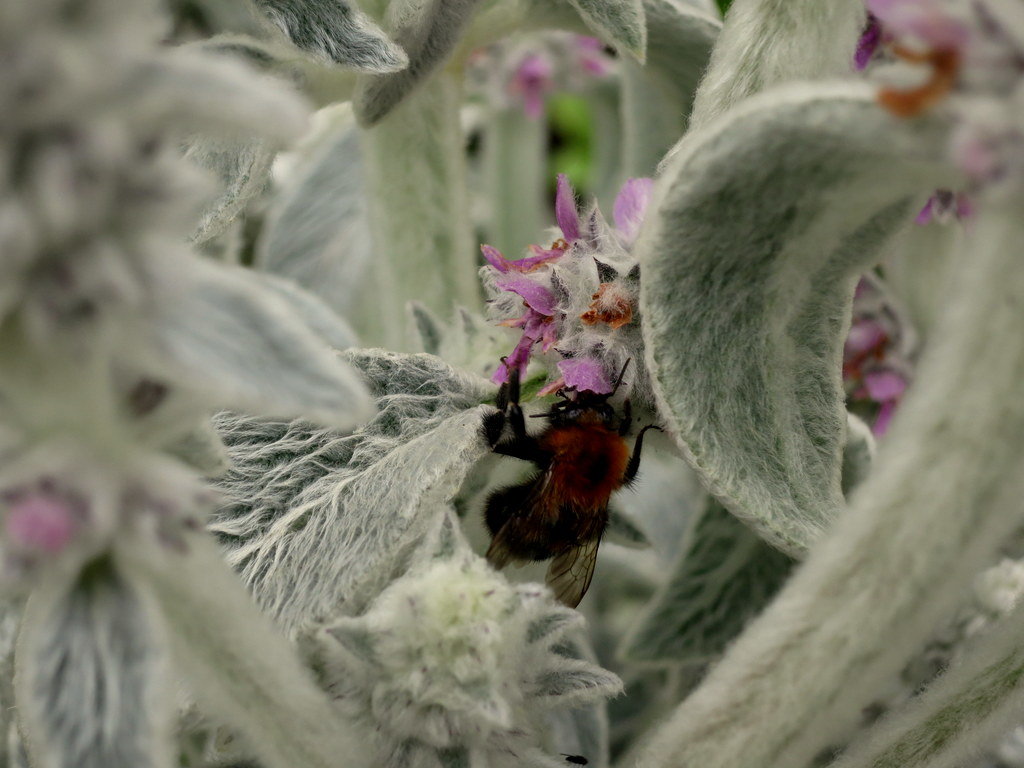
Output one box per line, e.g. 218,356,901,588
610,358,631,396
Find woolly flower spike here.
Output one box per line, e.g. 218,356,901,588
0,440,211,591
481,175,653,401
843,274,916,436
303,541,621,768
864,0,1024,195
469,33,616,117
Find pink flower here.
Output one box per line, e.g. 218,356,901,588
612,178,654,246
5,491,81,554
854,13,884,70
867,0,970,51
508,54,553,119
483,176,652,396
555,173,581,242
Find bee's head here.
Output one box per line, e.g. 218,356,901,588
540,389,617,428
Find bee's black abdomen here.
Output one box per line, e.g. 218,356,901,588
484,482,532,537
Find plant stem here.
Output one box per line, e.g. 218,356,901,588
360,72,481,348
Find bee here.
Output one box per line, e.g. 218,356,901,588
481,361,659,608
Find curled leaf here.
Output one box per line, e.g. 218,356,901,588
256,0,409,72
354,0,485,126
638,83,954,554
635,203,1024,768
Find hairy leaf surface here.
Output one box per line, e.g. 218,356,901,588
16,561,171,768
210,349,492,634
638,84,953,554
148,257,373,430
256,0,408,71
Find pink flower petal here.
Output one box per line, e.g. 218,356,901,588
6,493,79,554
867,0,969,50
864,369,908,401
854,14,883,70
491,334,535,384
873,400,898,436
612,177,654,246
555,174,580,242
482,244,510,273
844,318,888,357
495,276,557,315
557,357,613,394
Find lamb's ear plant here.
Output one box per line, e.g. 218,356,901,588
7,0,1024,766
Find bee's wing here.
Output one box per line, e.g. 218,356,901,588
485,474,554,569
546,537,601,608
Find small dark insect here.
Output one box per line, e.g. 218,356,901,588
481,360,659,608
562,755,589,765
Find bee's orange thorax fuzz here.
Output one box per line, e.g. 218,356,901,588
878,47,960,117
540,422,630,508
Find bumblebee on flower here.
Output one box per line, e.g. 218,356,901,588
480,174,654,404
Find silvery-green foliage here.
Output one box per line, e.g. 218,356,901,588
186,134,277,246
255,108,380,334
635,205,1024,768
146,256,372,430
16,560,171,768
255,0,409,71
563,0,647,61
619,500,793,666
359,74,482,349
407,304,512,381
841,412,876,498
355,0,485,126
300,513,621,768
882,219,964,343
832,594,1024,768
117,532,370,768
686,0,864,131
620,0,717,175
241,269,360,350
638,83,954,555
210,349,493,633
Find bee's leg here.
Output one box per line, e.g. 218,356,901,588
618,399,633,436
493,436,551,468
623,424,663,485
483,410,507,447
484,371,513,447
505,366,529,442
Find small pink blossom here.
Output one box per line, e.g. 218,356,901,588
612,178,654,246
480,244,565,273
508,54,553,119
554,173,581,242
5,492,80,554
867,0,970,50
493,276,557,315
854,13,884,70
557,358,613,394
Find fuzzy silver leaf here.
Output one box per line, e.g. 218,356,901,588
638,83,954,555
210,349,493,633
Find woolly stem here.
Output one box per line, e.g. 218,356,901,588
832,598,1024,768
634,202,1024,768
620,58,686,178
483,106,547,258
360,72,481,348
